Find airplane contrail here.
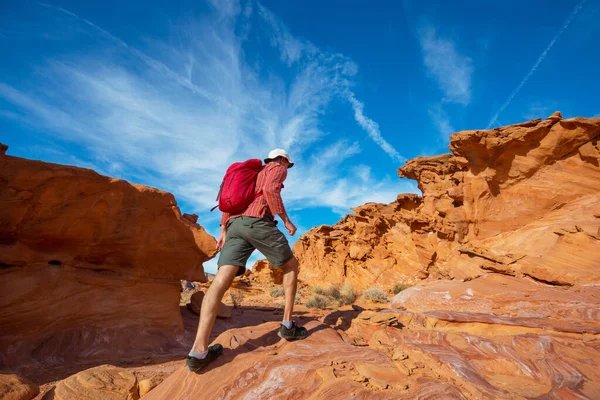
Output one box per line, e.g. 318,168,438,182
37,2,227,106
487,0,587,128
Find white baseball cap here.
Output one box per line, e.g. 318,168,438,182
264,148,294,168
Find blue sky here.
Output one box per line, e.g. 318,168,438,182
1,0,598,273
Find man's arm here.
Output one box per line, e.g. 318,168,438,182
263,165,296,235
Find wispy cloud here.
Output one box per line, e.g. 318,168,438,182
256,3,404,163
419,26,473,106
487,0,587,128
0,0,413,262
428,105,455,143
346,92,406,163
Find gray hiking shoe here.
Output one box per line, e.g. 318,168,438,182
278,322,308,341
185,344,223,373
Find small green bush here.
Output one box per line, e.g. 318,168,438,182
305,294,329,309
392,283,409,295
363,287,388,303
270,287,285,298
295,294,302,305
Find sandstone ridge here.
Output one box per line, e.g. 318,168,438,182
0,145,217,371
294,112,600,289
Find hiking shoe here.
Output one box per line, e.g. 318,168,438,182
278,322,308,341
185,344,223,373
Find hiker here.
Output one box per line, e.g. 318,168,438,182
186,149,308,372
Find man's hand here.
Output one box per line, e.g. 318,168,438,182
284,219,297,236
216,229,226,251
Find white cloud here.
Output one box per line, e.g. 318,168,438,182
256,3,317,66
419,26,473,106
256,3,404,164
487,0,586,128
428,105,455,143
1,1,413,250
346,91,406,164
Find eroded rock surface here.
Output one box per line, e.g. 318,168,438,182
48,365,139,400
144,321,464,400
295,113,600,290
0,374,38,400
0,150,217,369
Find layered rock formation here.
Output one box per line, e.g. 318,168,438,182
294,112,600,289
144,321,466,400
282,113,600,398
0,145,217,369
47,365,139,400
0,374,38,400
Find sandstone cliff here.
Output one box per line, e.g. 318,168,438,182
294,112,600,290
0,145,217,369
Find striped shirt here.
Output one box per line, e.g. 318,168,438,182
220,162,287,226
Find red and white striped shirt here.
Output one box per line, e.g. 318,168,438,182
220,162,287,226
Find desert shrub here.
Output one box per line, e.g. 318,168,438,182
305,294,329,309
230,291,245,308
340,283,358,305
270,287,285,298
295,294,302,305
363,287,388,303
308,283,358,307
323,284,341,299
392,283,409,295
313,286,326,295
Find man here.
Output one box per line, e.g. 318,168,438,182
186,149,308,373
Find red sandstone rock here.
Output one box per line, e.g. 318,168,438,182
182,213,199,224
0,374,38,400
51,365,139,400
0,153,217,368
138,374,166,397
0,142,7,156
295,113,600,289
144,321,463,400
248,259,284,285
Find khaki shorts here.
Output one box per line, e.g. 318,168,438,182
217,216,294,276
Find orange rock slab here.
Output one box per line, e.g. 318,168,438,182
144,321,464,400
0,151,217,368
49,365,139,400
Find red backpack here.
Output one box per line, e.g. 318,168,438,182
213,159,263,213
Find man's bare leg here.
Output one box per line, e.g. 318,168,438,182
281,257,299,321
190,264,239,353
278,256,308,339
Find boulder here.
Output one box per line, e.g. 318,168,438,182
51,365,138,400
0,374,38,400
0,152,218,368
248,259,284,285
138,374,166,397
182,213,199,224
0,142,7,155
